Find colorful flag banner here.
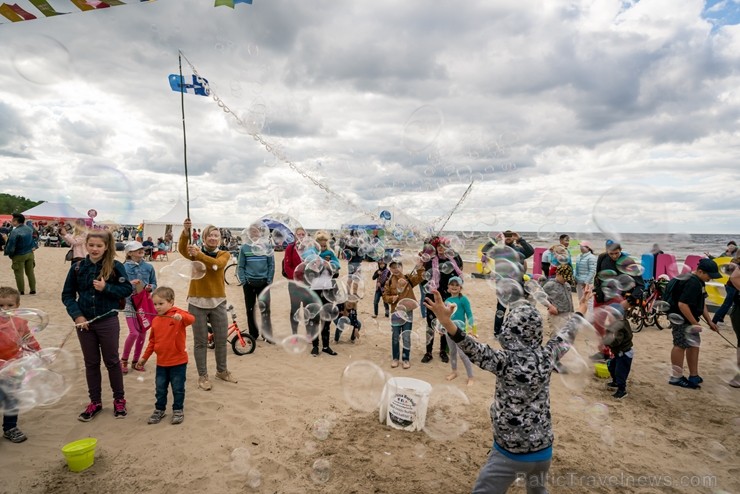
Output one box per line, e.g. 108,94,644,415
0,0,156,24
168,74,210,96
28,0,63,17
215,0,252,8
0,3,37,21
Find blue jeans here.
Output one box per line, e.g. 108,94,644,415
373,289,389,316
712,285,737,323
607,350,633,392
155,363,187,411
391,321,412,361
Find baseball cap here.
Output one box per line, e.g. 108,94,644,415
125,241,144,253
698,258,722,279
579,240,593,251
605,239,620,251
448,276,464,286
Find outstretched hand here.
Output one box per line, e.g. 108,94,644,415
577,285,593,314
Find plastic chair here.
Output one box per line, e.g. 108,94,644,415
151,249,168,261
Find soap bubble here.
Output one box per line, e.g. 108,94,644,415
11,34,72,85
654,300,671,312
707,440,728,461
312,417,333,441
668,313,684,325
3,308,49,334
311,458,332,484
718,359,740,385
256,281,322,353
319,304,339,322
553,345,590,392
494,278,524,307
423,384,470,441
230,447,251,474
246,469,262,489
585,403,609,428
340,360,387,412
402,105,443,153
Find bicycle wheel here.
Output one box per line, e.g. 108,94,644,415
232,331,256,355
224,263,242,286
654,311,669,330
627,306,644,333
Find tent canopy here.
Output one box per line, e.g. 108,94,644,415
21,202,88,222
142,200,208,242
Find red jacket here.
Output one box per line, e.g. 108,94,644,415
142,307,195,367
0,316,41,361
283,242,303,280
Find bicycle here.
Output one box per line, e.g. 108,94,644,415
223,250,243,286
625,279,669,332
207,304,255,355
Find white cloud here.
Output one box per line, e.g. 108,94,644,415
0,0,737,234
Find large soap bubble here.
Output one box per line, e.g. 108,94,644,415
256,281,322,353
340,360,388,412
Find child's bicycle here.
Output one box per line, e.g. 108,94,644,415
207,304,256,355
625,279,668,332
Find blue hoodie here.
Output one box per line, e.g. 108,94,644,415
237,243,275,285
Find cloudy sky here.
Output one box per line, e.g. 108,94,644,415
0,0,738,236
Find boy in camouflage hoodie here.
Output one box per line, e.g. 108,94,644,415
425,287,592,494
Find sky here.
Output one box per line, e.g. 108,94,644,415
0,0,739,237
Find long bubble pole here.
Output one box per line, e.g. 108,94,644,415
178,50,191,229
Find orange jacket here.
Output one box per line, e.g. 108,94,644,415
0,316,41,362
141,307,195,367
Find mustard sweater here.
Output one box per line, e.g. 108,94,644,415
178,230,230,298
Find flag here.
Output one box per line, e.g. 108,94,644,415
168,74,210,96
215,0,252,7
28,0,63,17
0,3,37,21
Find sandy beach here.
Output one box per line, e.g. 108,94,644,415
0,246,737,494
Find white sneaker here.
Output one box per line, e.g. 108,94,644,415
215,370,238,383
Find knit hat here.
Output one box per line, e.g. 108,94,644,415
556,263,575,286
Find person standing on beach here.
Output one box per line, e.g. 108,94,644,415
283,227,308,335
237,222,275,341
481,230,534,337
4,214,37,296
62,230,133,421
548,234,572,278
61,219,88,263
421,236,463,364
668,258,721,389
574,240,597,308
726,254,740,388
178,219,237,391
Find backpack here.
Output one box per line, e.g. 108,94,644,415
661,277,685,312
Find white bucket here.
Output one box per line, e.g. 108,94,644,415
378,377,432,432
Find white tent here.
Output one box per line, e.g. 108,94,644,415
22,202,88,223
142,200,208,245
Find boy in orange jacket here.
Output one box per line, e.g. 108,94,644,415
135,287,195,425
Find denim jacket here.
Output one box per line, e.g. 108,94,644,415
62,258,133,321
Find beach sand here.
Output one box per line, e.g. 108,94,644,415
0,247,738,494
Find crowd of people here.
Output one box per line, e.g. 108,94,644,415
1,216,738,492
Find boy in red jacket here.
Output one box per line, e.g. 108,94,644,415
135,287,195,425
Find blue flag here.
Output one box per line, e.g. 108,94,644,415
168,74,209,96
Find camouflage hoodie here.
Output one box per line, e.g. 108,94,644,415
452,302,585,454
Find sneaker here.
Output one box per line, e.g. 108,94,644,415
668,376,700,389
3,427,27,443
29,290,36,295
371,314,378,319
421,353,433,363
440,352,449,364
384,313,389,318
322,347,338,356
311,347,320,357
729,377,740,388
402,361,410,369
688,375,703,385
113,398,127,418
171,410,184,425
78,402,103,422
121,360,129,375
589,352,607,362
613,389,628,400
147,409,166,425
606,381,618,388
391,360,399,368
198,375,212,391
215,370,238,383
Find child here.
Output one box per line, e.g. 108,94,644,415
334,300,362,343
310,231,340,357
371,260,391,318
604,303,633,400
543,264,575,335
135,287,195,425
62,230,133,421
382,259,425,369
425,287,592,493
121,241,157,374
0,286,41,443
443,276,475,386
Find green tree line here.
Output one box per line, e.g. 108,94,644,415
0,193,42,214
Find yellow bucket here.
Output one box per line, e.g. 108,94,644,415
61,438,97,472
594,363,610,379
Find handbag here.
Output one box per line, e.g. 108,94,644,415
131,289,156,331
65,249,74,262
